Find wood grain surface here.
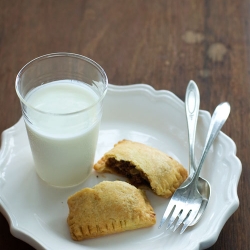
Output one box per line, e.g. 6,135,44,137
0,0,249,249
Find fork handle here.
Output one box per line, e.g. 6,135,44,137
193,102,231,184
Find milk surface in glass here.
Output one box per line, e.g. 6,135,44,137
24,80,100,187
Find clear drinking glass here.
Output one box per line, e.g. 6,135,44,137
15,53,108,187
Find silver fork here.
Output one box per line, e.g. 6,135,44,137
159,102,230,234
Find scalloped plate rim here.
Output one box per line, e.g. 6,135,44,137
0,83,242,250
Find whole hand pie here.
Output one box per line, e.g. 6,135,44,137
67,181,156,241
94,140,188,198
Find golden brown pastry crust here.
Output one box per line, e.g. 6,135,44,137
94,140,188,198
67,181,156,241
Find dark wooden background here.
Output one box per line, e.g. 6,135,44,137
0,0,249,249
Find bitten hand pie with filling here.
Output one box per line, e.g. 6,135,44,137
94,140,188,198
67,181,156,241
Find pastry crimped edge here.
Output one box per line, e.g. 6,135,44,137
67,180,156,241
94,139,188,198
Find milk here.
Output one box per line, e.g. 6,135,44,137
24,80,100,187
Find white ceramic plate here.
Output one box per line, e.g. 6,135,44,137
0,84,241,250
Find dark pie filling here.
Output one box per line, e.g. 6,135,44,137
106,158,150,187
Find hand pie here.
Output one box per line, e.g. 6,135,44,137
67,181,156,241
94,140,188,198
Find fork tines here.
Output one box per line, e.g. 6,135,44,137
159,198,201,234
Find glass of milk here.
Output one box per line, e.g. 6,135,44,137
15,53,108,187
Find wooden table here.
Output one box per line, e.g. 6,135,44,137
0,0,249,249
